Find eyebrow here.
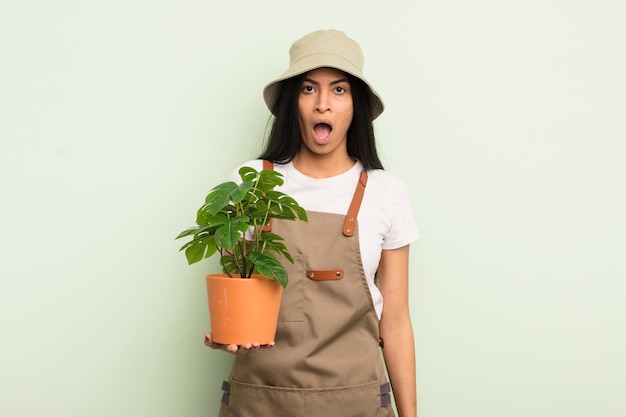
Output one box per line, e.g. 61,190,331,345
302,77,349,86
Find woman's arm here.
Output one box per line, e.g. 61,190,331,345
378,245,417,417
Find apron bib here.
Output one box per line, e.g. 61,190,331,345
218,168,394,417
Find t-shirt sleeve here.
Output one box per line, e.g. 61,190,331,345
382,175,420,250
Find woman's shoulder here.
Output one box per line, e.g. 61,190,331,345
365,168,411,194
363,168,419,246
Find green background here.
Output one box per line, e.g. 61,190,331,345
1,1,625,416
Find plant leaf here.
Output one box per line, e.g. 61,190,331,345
238,166,259,181
258,232,294,264
264,191,308,221
175,226,199,240
256,169,285,192
248,251,288,288
179,235,217,265
202,182,239,216
214,215,249,250
230,180,253,203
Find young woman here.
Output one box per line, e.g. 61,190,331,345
204,29,419,417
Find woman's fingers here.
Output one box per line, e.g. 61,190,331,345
204,333,236,352
204,333,274,354
204,333,220,348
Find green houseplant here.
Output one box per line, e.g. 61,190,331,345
176,166,307,344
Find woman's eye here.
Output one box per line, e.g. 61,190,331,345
302,85,314,93
335,86,346,94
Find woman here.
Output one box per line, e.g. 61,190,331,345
204,29,419,417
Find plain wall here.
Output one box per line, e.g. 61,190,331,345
1,1,625,416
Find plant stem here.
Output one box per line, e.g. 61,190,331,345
236,240,246,278
218,248,233,278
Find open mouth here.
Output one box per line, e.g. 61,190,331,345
313,122,332,143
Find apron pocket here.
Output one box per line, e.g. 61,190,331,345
304,382,395,417
220,379,394,417
220,380,304,417
277,254,305,323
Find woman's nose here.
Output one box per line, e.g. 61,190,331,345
315,91,331,113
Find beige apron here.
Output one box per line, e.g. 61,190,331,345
218,165,395,417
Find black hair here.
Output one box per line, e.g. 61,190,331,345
258,71,384,170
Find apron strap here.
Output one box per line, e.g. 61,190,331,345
343,170,368,237
262,159,274,171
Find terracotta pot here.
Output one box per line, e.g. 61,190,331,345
205,274,283,345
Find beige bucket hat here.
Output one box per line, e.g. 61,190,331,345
263,29,385,120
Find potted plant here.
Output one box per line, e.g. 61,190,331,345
176,165,307,345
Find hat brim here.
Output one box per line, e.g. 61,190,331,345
263,51,384,120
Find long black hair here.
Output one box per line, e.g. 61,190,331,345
258,70,384,170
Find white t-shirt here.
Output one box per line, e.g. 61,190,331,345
231,159,419,318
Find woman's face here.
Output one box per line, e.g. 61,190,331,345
297,67,354,159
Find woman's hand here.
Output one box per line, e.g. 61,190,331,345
204,333,275,355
